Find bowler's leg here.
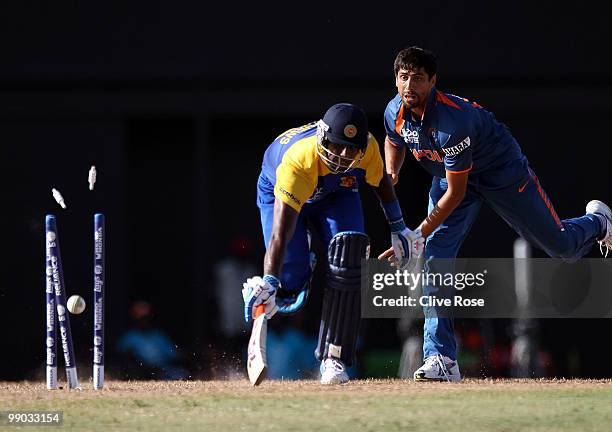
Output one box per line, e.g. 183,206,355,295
483,167,603,261
422,178,483,361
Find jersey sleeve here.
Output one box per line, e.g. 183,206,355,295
443,134,473,173
274,151,317,212
360,133,384,187
384,101,404,148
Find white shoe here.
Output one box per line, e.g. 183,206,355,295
320,358,349,385
586,200,612,257
413,354,461,382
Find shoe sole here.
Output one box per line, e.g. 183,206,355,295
414,374,461,382
414,376,448,382
320,380,349,385
320,374,349,385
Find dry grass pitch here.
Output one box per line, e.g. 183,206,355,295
2,379,612,431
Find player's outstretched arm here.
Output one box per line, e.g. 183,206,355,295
242,199,299,322
372,174,424,270
264,199,299,277
372,170,399,203
385,136,406,186
419,169,468,238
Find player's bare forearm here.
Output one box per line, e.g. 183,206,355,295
419,170,468,238
419,198,458,238
372,172,398,204
385,136,405,185
263,199,299,278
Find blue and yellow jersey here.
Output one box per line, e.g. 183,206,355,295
261,122,384,212
384,88,525,178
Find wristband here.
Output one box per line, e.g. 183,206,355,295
381,199,403,222
263,274,280,289
388,218,407,233
381,199,406,232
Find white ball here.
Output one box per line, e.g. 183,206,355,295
67,295,86,314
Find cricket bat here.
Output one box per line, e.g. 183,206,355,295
247,304,268,386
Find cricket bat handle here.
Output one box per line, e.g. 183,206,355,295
254,304,266,319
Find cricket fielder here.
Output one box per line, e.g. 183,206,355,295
381,46,612,381
242,103,423,384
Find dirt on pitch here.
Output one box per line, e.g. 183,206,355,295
2,378,612,401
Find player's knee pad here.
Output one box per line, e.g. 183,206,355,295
315,231,369,366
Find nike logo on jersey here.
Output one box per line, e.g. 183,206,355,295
518,180,529,193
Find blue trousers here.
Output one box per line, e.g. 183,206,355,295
257,172,364,292
424,159,602,360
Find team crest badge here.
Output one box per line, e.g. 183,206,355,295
344,124,357,138
340,176,356,188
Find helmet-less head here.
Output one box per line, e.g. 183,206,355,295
316,103,368,174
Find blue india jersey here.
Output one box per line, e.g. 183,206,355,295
384,88,526,178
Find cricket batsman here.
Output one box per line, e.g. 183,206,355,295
242,103,423,384
380,46,612,381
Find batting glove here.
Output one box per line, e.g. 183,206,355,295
391,226,425,271
242,275,279,322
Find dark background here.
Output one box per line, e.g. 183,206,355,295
1,2,610,380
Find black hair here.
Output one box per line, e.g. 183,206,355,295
393,46,437,78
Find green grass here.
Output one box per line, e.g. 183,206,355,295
2,380,611,431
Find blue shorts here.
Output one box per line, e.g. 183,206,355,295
257,171,364,292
